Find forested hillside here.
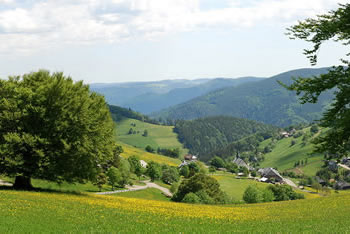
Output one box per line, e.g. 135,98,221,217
91,79,210,105
108,104,159,124
154,68,333,127
92,77,263,114
174,116,279,161
122,77,263,114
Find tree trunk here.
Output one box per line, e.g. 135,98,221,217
13,176,33,190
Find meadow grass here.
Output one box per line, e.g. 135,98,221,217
260,129,323,176
111,188,170,202
116,118,188,156
212,174,270,201
1,189,350,233
0,176,113,193
119,142,181,167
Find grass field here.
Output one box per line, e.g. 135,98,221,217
116,118,188,157
1,189,350,232
111,188,170,202
120,142,181,167
259,128,324,176
211,174,269,202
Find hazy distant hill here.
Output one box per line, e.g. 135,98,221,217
91,77,264,114
122,77,262,114
153,68,333,127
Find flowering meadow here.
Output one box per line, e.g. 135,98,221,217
1,189,350,233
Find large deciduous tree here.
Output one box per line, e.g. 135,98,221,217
283,3,350,157
0,70,116,189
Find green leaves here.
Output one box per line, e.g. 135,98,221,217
0,70,116,184
284,4,350,157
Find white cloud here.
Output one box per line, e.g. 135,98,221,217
0,0,345,55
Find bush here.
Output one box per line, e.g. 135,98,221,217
172,173,228,204
243,186,262,203
145,145,154,153
267,184,304,201
182,193,200,204
161,167,180,184
180,165,190,178
209,166,216,173
250,171,257,177
262,188,275,202
195,190,214,204
310,125,319,134
170,182,180,194
146,161,162,181
210,156,226,168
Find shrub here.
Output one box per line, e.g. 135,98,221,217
161,167,180,184
262,188,275,202
195,190,214,204
243,186,262,203
172,173,228,204
145,145,154,153
146,161,162,181
170,182,180,194
210,156,226,168
180,165,190,178
182,193,200,204
267,184,304,201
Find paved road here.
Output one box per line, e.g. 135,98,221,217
96,180,172,197
0,179,12,186
283,178,298,188
339,163,350,171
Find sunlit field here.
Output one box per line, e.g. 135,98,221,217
1,189,350,233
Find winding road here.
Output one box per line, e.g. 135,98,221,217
95,180,172,197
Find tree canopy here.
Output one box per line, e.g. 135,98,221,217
283,3,350,157
0,70,116,189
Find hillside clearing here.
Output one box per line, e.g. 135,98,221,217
119,142,181,167
116,118,188,157
259,128,324,176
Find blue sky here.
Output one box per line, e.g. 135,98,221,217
0,0,347,83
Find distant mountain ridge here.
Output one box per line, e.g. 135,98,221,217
152,67,333,127
91,77,264,114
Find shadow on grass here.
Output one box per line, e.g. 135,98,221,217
0,185,89,196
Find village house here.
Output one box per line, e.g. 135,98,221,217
342,157,350,167
140,160,148,168
184,154,197,161
232,157,250,170
315,176,327,186
335,181,350,190
328,160,338,172
258,168,284,183
280,131,290,138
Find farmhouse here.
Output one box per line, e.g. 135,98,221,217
342,157,350,167
328,160,338,172
140,160,148,168
184,154,197,161
315,176,326,186
280,131,290,138
258,168,284,183
335,181,350,190
232,157,249,170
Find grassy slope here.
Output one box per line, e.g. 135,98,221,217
211,174,269,202
111,188,170,202
119,142,181,167
259,128,324,176
116,118,188,157
1,189,350,232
